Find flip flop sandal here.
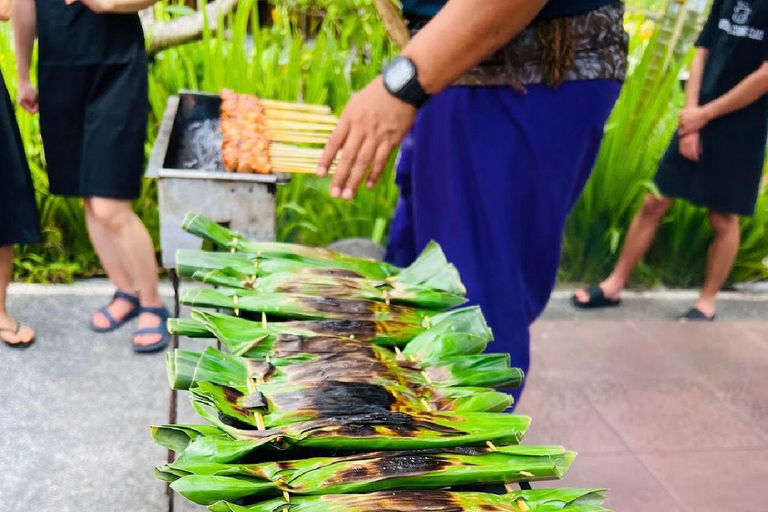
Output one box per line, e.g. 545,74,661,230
133,306,171,354
90,291,141,333
571,285,622,309
679,307,716,322
0,321,36,348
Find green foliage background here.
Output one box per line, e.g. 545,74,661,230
1,0,766,286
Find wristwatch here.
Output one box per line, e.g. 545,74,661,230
382,56,431,109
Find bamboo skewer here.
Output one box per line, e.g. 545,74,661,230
219,90,339,175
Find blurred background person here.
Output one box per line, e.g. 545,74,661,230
574,0,768,321
13,0,169,352
0,0,41,348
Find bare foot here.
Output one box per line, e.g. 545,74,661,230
0,314,36,346
573,280,622,305
133,302,167,347
92,293,138,330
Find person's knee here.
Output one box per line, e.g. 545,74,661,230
86,198,133,232
639,194,671,220
709,211,739,235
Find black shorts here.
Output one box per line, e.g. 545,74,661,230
38,51,149,200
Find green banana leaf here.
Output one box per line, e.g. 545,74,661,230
168,311,423,348
159,445,575,505
181,288,430,324
168,317,213,338
208,489,612,512
154,406,531,460
175,306,492,358
192,268,467,310
425,355,525,389
182,214,466,295
401,307,494,364
183,213,399,280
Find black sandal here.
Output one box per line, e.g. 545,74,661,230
679,307,716,322
0,321,36,348
571,285,622,309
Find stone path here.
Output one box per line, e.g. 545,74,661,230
1,284,766,512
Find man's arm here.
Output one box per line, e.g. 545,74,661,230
677,48,707,162
70,0,157,14
679,61,768,135
13,0,38,113
401,0,548,94
685,48,708,108
318,0,548,199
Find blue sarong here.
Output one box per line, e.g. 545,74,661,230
386,81,621,404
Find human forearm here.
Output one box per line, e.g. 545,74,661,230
12,0,35,83
703,62,768,121
71,0,157,14
685,48,707,108
401,0,548,94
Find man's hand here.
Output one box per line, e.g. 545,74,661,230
679,132,701,162
318,77,416,200
17,79,38,114
68,0,114,13
678,106,711,136
0,0,12,22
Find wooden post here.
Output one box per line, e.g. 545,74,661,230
373,0,411,49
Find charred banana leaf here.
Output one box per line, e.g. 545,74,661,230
208,489,613,512
181,288,430,324
153,408,531,460
168,347,521,401
157,445,575,505
192,268,467,310
181,213,466,294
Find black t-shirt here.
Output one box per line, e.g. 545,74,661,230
695,0,768,103
35,0,144,66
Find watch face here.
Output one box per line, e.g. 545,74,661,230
385,58,415,92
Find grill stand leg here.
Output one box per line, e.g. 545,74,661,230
166,269,181,512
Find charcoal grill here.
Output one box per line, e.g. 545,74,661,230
147,92,293,485
147,90,291,270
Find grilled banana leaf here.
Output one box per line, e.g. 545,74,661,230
169,306,492,357
182,214,465,295
193,268,466,310
153,407,531,460
183,213,399,280
181,288,431,324
208,489,613,512
158,445,575,505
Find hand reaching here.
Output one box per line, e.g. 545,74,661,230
317,77,417,200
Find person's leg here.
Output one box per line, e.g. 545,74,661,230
574,193,672,303
85,197,164,346
84,199,140,329
692,211,740,318
0,246,35,344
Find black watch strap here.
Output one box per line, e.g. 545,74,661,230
399,77,431,109
382,56,431,109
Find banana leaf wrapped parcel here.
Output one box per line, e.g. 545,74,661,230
152,212,621,512
157,445,575,505
209,489,614,512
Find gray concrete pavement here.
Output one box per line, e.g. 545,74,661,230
1,283,766,512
